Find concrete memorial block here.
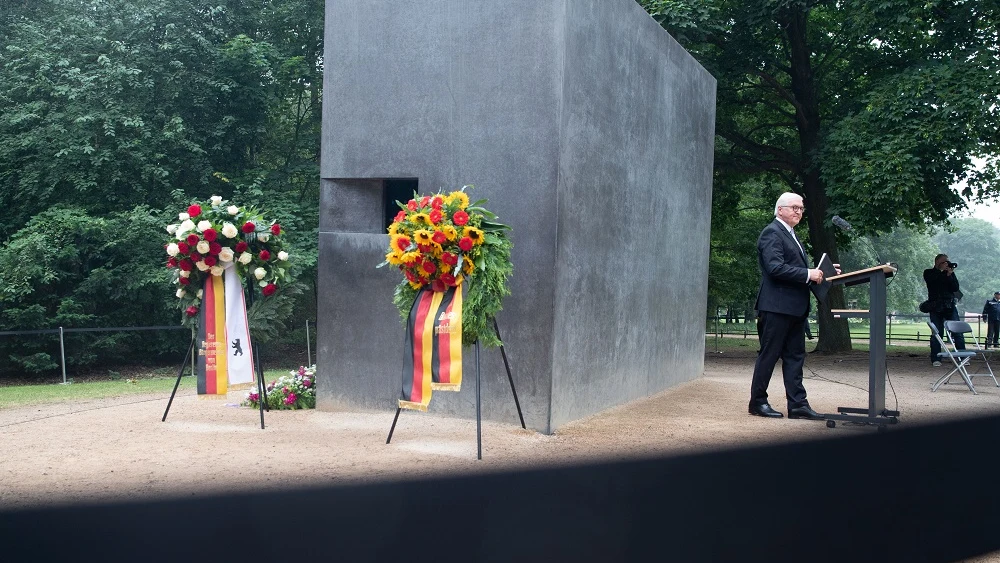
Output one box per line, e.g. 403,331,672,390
319,0,716,433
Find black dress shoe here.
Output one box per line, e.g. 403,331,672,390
749,403,783,418
788,405,824,420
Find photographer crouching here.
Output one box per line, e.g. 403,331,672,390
923,253,965,366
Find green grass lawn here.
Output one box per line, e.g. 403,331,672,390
0,368,294,410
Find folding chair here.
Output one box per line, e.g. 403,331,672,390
944,320,999,388
927,321,978,394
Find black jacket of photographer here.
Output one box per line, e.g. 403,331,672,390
923,266,961,313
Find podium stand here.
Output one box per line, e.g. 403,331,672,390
824,264,900,430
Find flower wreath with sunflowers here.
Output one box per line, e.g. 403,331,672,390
378,185,513,347
165,195,292,326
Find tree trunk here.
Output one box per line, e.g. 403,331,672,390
782,7,852,352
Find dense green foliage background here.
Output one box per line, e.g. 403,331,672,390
0,0,323,377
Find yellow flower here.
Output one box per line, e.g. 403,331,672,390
462,226,485,245
402,251,422,265
385,251,404,266
390,234,412,253
441,224,458,241
450,191,470,209
387,222,400,236
411,213,430,225
408,280,424,290
414,229,433,245
440,263,452,274
463,255,475,275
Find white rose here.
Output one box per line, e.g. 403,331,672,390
166,243,180,257
210,265,224,276
210,195,223,206
238,252,253,265
218,248,234,262
257,233,270,243
221,222,238,238
227,205,239,215
176,288,186,298
254,267,266,280
196,261,209,271
179,212,190,221
166,224,178,234
180,219,195,233
196,241,210,254
180,270,190,278
278,251,289,261
197,289,203,298
197,220,212,232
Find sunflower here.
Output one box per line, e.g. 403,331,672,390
463,255,475,275
385,251,404,266
441,224,458,241
387,222,401,236
450,190,470,209
402,251,422,265
411,212,430,225
440,263,452,274
413,229,434,245
462,226,485,245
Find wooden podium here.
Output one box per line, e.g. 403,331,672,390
824,264,900,430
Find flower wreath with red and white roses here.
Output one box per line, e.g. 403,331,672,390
165,195,291,324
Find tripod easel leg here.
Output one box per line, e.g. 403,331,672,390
476,340,482,460
493,318,525,429
386,407,402,444
162,338,196,422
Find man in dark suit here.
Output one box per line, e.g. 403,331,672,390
924,254,964,364
982,292,1000,349
748,192,828,420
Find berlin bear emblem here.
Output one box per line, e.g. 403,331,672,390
231,338,243,356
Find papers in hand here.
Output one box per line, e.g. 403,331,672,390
810,253,837,303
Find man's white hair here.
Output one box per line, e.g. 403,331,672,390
774,192,803,216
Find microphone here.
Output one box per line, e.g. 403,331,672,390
831,215,852,232
831,215,885,267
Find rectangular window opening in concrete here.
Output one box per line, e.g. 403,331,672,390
384,178,419,229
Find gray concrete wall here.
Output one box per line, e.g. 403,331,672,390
549,1,716,428
319,0,715,433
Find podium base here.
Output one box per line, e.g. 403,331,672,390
823,406,900,431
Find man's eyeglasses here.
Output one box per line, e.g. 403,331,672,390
781,205,805,213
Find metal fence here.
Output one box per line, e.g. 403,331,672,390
0,320,317,384
707,312,987,345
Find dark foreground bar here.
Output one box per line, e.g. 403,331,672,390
3,416,999,562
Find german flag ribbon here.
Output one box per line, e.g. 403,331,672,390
196,275,228,396
399,283,464,410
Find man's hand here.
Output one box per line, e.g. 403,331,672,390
809,268,824,283
833,263,842,275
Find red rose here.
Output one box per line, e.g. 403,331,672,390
177,242,190,254
203,228,217,242
394,210,406,223
453,210,469,226
185,306,199,317
208,242,222,255
262,283,277,296
259,250,271,261
187,204,201,217
179,277,190,285
204,255,217,266
429,209,442,224
395,236,410,252
235,241,248,253
166,257,178,268
270,224,281,236
241,221,256,233
431,279,446,293
431,196,443,210
432,231,447,244
186,233,199,246
179,259,193,271
422,260,436,274
189,252,202,262
441,273,456,286
459,237,473,251
420,196,430,207
406,200,417,211
441,252,458,266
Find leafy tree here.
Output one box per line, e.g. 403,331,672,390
641,0,1000,352
932,218,1000,316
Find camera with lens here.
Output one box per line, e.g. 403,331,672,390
948,262,958,269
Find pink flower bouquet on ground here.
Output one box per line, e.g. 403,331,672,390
242,365,316,410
